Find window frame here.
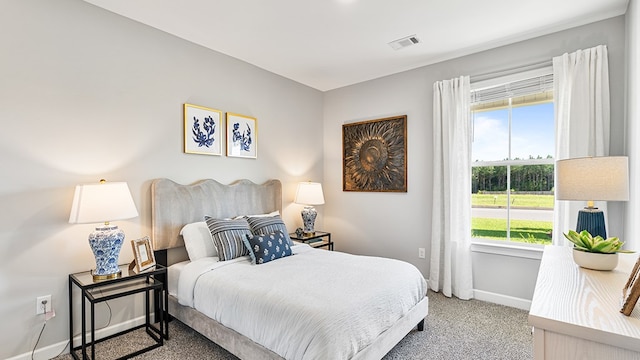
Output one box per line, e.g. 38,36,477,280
470,67,554,248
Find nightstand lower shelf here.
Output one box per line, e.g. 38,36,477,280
69,265,168,360
289,231,333,250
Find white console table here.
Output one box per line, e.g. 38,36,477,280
529,246,640,359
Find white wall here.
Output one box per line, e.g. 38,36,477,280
0,0,323,358
323,16,627,304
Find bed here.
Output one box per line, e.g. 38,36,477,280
151,178,428,360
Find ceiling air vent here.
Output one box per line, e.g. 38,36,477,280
388,35,421,50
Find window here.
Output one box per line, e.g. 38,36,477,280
471,70,554,246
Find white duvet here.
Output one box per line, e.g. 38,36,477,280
178,244,427,360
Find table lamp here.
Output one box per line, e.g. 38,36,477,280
69,179,139,280
295,182,325,236
556,156,629,238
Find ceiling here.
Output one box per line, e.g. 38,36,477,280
83,0,629,91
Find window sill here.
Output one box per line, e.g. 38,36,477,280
470,241,544,260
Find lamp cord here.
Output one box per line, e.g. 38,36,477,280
34,292,113,359
31,321,47,360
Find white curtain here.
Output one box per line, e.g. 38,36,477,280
553,45,610,245
430,76,474,300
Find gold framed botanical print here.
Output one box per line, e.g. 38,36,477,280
184,103,223,156
226,112,257,159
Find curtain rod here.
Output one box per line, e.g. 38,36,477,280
470,59,553,83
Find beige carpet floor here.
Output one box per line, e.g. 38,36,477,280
53,290,532,360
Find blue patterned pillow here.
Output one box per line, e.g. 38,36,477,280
204,216,251,261
243,231,292,265
246,215,294,246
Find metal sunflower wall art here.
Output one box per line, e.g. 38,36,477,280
342,115,407,192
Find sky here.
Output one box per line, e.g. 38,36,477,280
472,102,554,162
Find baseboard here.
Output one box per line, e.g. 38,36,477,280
473,289,531,311
427,279,531,311
7,315,148,360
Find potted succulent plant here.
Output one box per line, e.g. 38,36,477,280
564,230,633,271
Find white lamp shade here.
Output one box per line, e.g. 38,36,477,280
556,156,629,201
295,182,325,205
69,181,139,224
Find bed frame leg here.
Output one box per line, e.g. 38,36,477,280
417,319,425,331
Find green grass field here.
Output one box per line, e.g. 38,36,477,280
471,217,552,244
472,193,554,209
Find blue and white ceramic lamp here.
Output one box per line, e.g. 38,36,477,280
294,182,325,236
69,180,139,281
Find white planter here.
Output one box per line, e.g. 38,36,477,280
572,248,619,271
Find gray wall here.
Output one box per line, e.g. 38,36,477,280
323,16,626,305
0,0,323,358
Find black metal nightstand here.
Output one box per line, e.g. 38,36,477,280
68,264,168,360
289,231,333,250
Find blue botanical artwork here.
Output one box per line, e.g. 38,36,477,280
232,122,252,152
192,116,216,148
227,113,257,158
184,104,222,155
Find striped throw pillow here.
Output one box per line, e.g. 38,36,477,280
246,215,293,246
204,217,252,261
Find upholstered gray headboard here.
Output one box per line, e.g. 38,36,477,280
151,178,282,251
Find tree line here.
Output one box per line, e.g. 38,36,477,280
472,161,554,193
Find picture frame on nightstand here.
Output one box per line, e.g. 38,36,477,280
130,236,156,272
621,256,640,316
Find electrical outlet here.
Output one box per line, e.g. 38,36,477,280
36,295,52,315
418,248,426,259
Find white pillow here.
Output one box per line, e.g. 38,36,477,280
232,210,280,220
180,222,217,260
